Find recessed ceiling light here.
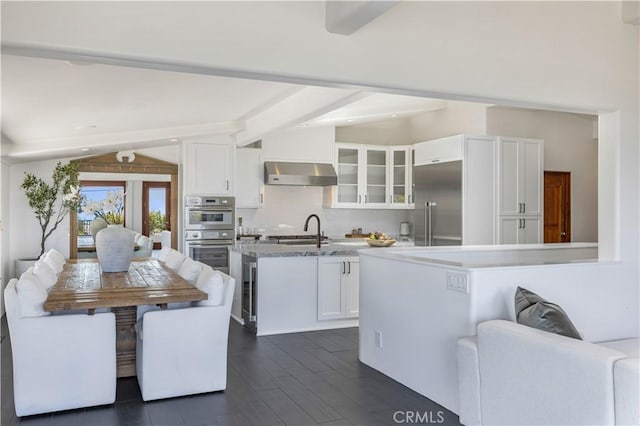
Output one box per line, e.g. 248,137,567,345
347,119,354,122
170,138,179,142
80,148,90,152
300,123,310,127
391,114,398,118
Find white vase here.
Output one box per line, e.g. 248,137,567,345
96,226,134,272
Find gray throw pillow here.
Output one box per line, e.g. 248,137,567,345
514,287,582,340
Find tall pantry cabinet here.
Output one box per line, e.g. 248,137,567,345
496,137,544,244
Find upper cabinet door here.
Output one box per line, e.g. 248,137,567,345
389,146,413,208
498,138,521,215
236,148,263,208
521,140,543,215
364,147,388,207
335,144,361,207
184,143,233,195
414,135,463,166
497,137,543,216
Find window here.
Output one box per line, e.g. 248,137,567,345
77,181,126,246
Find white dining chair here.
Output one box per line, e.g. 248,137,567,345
4,278,117,416
164,249,186,272
135,270,235,401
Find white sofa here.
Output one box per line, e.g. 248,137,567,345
4,278,117,416
135,269,235,401
457,320,640,426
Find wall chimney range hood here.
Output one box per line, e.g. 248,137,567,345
264,161,338,186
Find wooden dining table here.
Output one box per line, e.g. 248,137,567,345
44,258,207,377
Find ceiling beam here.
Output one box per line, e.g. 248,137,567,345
325,1,399,35
234,87,369,146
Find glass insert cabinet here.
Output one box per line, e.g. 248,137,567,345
329,143,413,209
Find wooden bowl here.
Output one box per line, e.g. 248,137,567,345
365,238,396,247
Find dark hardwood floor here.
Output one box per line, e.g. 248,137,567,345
1,316,460,426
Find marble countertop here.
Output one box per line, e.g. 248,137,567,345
230,238,416,258
231,241,368,258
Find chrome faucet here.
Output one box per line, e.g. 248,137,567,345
303,214,322,249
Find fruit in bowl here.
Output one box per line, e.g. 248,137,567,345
366,231,396,247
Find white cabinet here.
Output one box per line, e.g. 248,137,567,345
498,217,542,244
183,142,233,195
329,144,388,208
235,148,264,208
389,145,414,208
317,256,359,320
414,135,463,165
498,138,543,216
496,137,543,244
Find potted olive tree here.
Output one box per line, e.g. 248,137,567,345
17,162,80,275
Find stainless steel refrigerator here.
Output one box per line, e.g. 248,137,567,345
413,161,463,246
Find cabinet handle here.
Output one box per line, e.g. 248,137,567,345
431,159,440,163
522,203,526,214
226,180,229,191
358,194,362,204
342,262,346,274
348,261,351,274
364,194,368,203
260,193,264,204
518,218,522,229
522,218,526,229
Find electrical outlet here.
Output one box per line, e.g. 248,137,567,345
446,271,469,293
375,330,383,348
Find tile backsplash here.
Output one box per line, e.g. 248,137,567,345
237,185,410,238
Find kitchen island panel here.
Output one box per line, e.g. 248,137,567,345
359,255,473,415
256,256,358,336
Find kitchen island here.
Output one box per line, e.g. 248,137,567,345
229,242,368,336
357,243,638,415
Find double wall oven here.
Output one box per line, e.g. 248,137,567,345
184,196,234,274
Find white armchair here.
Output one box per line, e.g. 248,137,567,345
4,279,117,417
135,271,235,401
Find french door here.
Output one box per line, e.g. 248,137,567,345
142,182,171,249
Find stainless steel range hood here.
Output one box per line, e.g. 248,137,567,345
264,161,338,186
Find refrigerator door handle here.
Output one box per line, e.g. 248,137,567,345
426,201,437,246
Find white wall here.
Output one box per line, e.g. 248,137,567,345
2,2,638,264
1,159,10,315
336,117,412,145
237,185,409,238
262,126,335,163
409,101,488,142
486,107,598,242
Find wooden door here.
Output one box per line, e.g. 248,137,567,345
142,182,171,248
544,171,571,243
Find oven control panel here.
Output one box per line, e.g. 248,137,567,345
185,196,234,207
185,230,234,241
